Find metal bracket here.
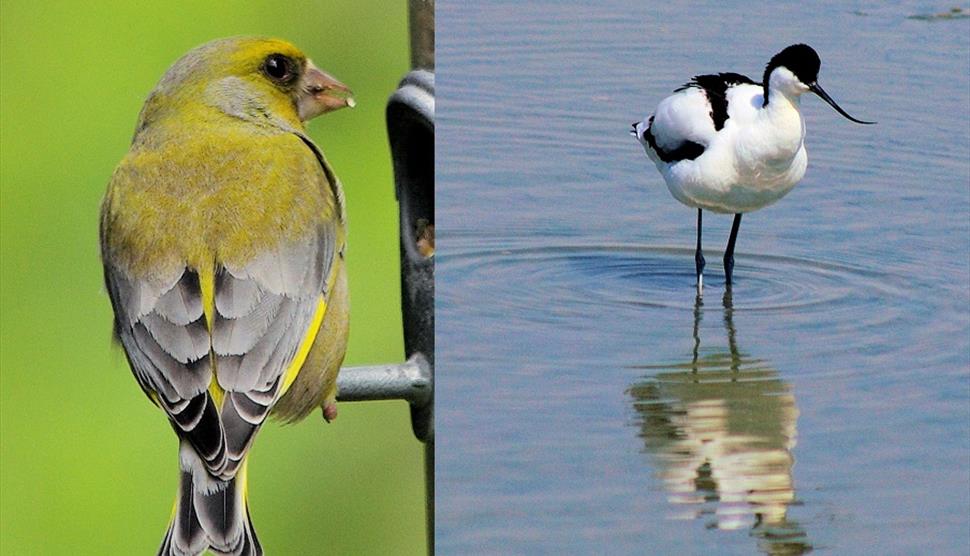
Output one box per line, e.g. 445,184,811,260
336,354,431,406
386,69,435,443
389,68,435,556
330,70,434,442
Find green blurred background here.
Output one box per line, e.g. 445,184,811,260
0,2,426,554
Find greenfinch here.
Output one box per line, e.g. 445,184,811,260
100,37,355,555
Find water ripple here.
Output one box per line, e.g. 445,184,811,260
441,243,908,318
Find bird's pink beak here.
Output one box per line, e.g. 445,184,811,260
297,60,355,121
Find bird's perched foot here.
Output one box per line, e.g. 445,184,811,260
322,400,338,423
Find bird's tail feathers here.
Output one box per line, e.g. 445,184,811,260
159,444,261,556
631,119,649,140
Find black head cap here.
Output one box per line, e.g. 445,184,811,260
763,44,821,87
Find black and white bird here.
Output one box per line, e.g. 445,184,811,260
632,44,874,294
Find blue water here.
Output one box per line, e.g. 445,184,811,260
436,2,970,554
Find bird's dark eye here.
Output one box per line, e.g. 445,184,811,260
263,54,294,82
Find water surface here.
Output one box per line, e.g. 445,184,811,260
437,2,970,553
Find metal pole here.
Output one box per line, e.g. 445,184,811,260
409,0,434,71
398,4,434,554
335,3,434,553
387,71,434,553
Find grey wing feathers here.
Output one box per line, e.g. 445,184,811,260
104,224,336,480
106,267,228,472
212,225,333,473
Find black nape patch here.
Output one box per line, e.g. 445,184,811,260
676,72,758,131
644,116,706,163
762,44,820,104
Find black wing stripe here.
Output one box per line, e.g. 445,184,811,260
644,116,706,163
676,72,759,131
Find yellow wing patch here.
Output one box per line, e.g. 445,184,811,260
196,264,225,407
280,295,327,396
279,258,339,397
198,265,216,334
195,254,336,406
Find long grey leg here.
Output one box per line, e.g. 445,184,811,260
695,208,705,294
724,213,742,285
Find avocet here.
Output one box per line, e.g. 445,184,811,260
632,44,873,294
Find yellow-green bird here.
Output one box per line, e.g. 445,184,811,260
99,37,355,555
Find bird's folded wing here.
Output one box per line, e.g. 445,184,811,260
652,87,718,151
104,224,336,480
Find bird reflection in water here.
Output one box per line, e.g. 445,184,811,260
628,289,811,555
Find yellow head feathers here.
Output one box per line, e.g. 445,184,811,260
135,37,354,137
